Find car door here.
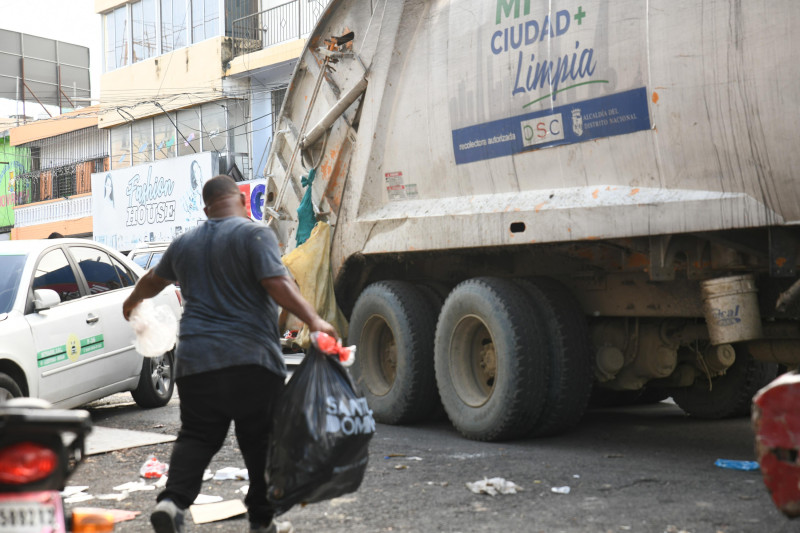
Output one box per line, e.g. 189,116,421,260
65,245,142,387
24,247,107,404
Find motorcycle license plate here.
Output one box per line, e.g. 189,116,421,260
0,491,65,533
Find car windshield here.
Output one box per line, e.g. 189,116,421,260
131,253,150,268
0,254,27,313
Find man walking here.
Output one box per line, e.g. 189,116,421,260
123,175,336,533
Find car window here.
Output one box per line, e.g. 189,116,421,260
33,249,81,303
70,246,124,294
149,252,165,270
131,253,150,268
0,254,27,313
109,255,137,287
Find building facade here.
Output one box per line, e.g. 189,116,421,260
90,0,330,249
9,107,109,240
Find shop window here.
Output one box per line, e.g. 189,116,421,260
192,0,220,42
103,7,129,71
132,119,154,166
154,113,177,160
114,6,129,69
133,0,157,62
111,125,131,170
162,0,188,53
201,102,227,153
177,108,201,157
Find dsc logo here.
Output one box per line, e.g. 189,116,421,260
521,113,564,148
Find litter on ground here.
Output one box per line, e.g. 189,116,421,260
64,492,94,504
193,494,224,505
551,486,571,495
714,459,759,471
189,499,247,524
213,467,249,480
113,480,156,492
466,478,523,496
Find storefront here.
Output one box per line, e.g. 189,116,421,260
92,151,266,251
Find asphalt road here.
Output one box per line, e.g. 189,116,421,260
68,392,797,533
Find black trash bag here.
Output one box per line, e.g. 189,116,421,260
267,335,375,515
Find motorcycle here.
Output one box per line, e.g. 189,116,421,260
0,397,114,532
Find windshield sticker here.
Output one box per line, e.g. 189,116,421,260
37,334,105,368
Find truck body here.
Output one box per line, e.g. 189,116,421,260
264,0,800,440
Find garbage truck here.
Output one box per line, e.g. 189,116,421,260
262,0,800,441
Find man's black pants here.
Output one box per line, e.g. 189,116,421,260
157,364,284,525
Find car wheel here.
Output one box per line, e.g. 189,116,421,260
0,372,22,402
131,349,175,408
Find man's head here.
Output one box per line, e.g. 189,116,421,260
202,175,247,219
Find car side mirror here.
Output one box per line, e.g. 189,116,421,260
34,289,61,311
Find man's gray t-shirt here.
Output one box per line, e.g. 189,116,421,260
154,216,289,379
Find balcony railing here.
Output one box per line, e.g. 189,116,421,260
14,195,93,228
14,158,106,206
230,0,331,58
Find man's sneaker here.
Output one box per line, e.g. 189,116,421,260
151,498,185,533
249,519,294,533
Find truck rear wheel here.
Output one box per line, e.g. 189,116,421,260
672,345,777,419
348,281,439,424
434,277,549,441
515,278,594,436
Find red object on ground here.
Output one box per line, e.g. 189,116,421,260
752,371,800,518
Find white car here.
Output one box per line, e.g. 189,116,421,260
0,239,182,408
127,241,171,270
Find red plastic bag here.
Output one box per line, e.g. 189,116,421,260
267,334,373,514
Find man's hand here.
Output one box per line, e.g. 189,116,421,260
122,270,173,321
308,317,337,338
122,296,142,321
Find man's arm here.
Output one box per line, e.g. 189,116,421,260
123,270,174,320
261,275,337,337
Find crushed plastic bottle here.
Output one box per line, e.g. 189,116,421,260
139,455,169,479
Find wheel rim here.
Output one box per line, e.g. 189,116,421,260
449,314,496,407
361,315,397,396
149,352,172,398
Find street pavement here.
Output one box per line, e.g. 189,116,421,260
68,393,796,533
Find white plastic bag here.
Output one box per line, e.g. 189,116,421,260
129,299,178,357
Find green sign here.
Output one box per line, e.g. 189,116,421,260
37,334,105,368
0,140,30,230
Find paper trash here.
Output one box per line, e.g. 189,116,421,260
466,477,523,496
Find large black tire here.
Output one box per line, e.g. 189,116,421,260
434,277,550,441
0,372,22,402
672,345,777,419
131,349,175,408
515,278,594,436
348,281,439,424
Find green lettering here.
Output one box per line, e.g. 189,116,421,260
497,0,521,24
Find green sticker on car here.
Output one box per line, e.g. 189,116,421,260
37,334,105,367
